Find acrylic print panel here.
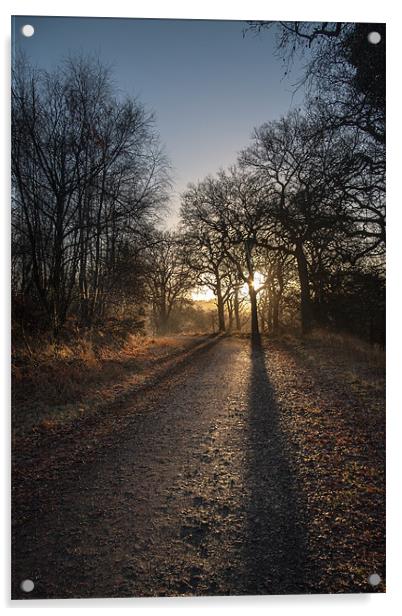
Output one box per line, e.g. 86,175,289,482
11,15,385,599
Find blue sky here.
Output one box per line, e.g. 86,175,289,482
12,16,304,225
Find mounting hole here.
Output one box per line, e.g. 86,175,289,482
20,579,34,592
21,24,35,38
368,573,381,586
367,31,381,45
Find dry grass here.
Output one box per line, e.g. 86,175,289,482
308,328,385,365
12,329,204,437
263,330,385,592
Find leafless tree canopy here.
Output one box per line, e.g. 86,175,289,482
12,56,171,335
12,22,385,343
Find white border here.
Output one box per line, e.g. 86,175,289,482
2,2,401,615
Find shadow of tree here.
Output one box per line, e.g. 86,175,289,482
242,335,311,594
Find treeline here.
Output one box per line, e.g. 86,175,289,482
12,22,385,344
179,22,385,343
12,56,170,337
180,108,385,341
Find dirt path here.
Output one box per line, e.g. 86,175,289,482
12,336,384,598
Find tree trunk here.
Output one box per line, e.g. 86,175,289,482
227,299,234,332
295,241,313,334
272,295,279,333
234,287,241,331
158,308,169,335
267,286,273,333
249,281,259,338
52,203,65,337
216,278,226,332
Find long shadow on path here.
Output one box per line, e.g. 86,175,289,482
242,335,311,594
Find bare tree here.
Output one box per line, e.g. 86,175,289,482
246,21,385,144
240,110,384,333
181,168,271,337
12,55,170,336
180,201,239,332
146,232,194,335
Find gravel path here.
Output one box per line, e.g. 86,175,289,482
12,336,384,598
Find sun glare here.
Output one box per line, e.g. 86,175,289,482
192,272,265,302
241,271,265,296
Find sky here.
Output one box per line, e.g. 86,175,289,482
12,16,304,226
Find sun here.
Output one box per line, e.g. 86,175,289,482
241,271,265,296
192,272,265,302
192,272,265,301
